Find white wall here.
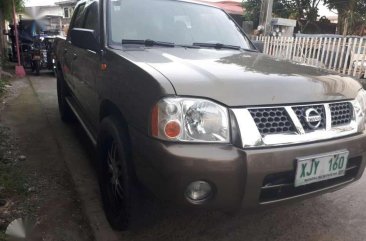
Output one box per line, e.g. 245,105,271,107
24,6,63,19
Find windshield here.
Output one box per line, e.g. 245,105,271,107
108,0,253,49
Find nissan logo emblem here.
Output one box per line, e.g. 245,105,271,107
305,108,322,129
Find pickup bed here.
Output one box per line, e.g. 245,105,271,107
54,0,366,231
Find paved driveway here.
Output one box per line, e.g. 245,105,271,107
4,73,366,241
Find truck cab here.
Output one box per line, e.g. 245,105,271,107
54,0,366,231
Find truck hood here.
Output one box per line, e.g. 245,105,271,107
120,48,362,107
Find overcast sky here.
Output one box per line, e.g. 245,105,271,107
25,0,56,7
25,0,337,16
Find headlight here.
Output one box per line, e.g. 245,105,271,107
151,98,230,143
356,89,366,114
355,89,366,129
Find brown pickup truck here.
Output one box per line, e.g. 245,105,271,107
54,0,366,230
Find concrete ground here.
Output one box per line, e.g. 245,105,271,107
2,73,366,241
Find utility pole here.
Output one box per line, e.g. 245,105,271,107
259,0,274,36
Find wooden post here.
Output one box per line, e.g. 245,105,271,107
259,0,273,36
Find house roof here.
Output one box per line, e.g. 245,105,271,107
54,0,78,6
194,0,243,15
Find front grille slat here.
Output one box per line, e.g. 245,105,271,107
248,101,353,137
248,108,295,136
262,183,293,190
330,102,353,127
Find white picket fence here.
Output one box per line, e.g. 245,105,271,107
254,36,366,79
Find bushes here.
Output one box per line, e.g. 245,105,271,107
0,58,13,95
0,75,9,96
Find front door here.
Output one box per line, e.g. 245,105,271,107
62,2,86,93
71,1,101,128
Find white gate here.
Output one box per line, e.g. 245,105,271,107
255,36,366,79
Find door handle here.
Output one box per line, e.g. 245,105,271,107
73,53,78,60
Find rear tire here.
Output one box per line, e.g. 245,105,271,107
97,116,143,231
57,69,75,123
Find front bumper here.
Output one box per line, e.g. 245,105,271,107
129,127,366,211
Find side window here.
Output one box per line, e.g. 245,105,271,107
84,2,99,33
73,5,87,28
67,3,86,39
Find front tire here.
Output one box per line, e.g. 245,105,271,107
97,117,143,231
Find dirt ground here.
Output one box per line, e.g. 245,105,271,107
0,74,92,241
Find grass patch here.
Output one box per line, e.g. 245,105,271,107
0,78,7,95
0,59,15,96
0,231,6,241
0,127,26,196
0,163,27,195
0,126,28,236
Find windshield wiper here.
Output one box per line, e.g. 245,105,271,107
242,48,258,53
122,39,175,47
193,42,241,50
176,44,201,49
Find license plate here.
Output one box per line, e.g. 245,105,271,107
33,56,41,60
295,150,349,187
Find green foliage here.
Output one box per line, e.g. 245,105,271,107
0,231,7,241
242,0,262,27
242,0,321,28
324,0,366,35
0,0,24,21
242,0,293,28
276,0,321,21
272,1,293,19
0,79,5,95
0,127,26,195
0,61,11,95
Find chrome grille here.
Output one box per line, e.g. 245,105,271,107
233,100,361,148
330,102,353,127
248,108,295,135
292,105,326,131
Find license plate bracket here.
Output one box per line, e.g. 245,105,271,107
294,150,349,187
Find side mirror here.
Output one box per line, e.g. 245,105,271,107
252,40,264,53
70,28,99,52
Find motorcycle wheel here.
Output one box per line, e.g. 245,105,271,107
34,61,40,75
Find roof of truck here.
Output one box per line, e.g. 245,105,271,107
75,0,224,11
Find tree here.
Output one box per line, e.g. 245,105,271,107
0,0,24,62
0,0,23,78
242,0,262,29
324,0,366,35
278,0,322,21
243,0,294,29
242,0,322,27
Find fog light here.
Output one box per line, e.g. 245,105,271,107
185,181,212,202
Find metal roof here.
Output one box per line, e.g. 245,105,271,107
193,0,243,15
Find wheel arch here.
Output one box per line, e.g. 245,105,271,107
99,99,129,127
98,100,138,182
98,99,132,154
